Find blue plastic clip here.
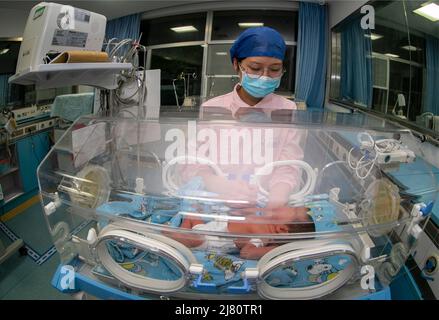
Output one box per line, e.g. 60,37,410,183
192,274,217,293
241,174,251,183
420,201,434,216
169,213,184,227
227,278,251,294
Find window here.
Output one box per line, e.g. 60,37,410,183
0,39,79,110
0,40,24,107
141,9,298,111
150,46,203,109
141,13,207,46
207,44,235,75
388,60,423,119
372,24,425,65
278,46,296,95
211,10,297,42
206,44,239,98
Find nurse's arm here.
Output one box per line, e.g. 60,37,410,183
266,182,291,208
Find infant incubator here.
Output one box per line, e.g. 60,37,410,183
38,111,437,299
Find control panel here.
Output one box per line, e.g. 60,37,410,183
12,105,51,123
7,118,57,141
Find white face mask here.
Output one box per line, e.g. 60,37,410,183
240,70,282,98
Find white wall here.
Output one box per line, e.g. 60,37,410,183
0,8,28,38
328,0,368,28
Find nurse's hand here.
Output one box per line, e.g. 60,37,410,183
266,182,291,209
202,173,258,208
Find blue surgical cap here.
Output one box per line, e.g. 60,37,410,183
229,27,286,63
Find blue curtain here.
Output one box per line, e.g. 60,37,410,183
105,13,142,41
295,2,328,109
0,74,11,107
340,18,373,108
424,35,439,114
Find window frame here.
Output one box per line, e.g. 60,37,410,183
141,7,298,102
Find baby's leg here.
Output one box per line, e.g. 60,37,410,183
180,216,204,229
164,216,205,248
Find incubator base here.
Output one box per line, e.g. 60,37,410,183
51,257,392,300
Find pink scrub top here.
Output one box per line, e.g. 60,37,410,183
201,84,297,117
180,84,304,195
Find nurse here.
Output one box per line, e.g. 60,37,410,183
201,26,297,117
180,27,302,209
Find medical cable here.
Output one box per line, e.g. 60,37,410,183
162,156,317,204
348,132,403,180
254,160,317,204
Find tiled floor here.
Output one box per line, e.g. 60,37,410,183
0,201,71,300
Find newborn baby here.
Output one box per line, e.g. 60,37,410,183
167,206,315,259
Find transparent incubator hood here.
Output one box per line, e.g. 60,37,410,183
38,110,438,299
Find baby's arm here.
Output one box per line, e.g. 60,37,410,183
239,243,277,260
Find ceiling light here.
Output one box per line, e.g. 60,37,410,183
170,26,198,33
215,52,228,56
238,22,264,28
371,33,383,40
365,33,383,40
0,48,10,55
385,53,399,58
414,3,439,21
402,45,421,51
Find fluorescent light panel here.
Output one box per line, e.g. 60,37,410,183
238,22,264,28
413,3,439,21
365,33,383,40
402,45,420,51
170,25,198,33
371,33,383,40
385,53,399,58
215,52,228,56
